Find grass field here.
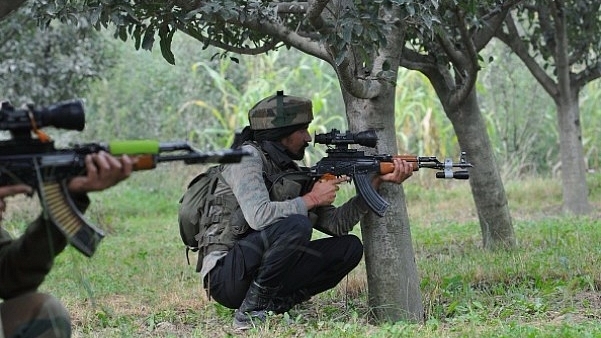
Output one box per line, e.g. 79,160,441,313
3,164,601,337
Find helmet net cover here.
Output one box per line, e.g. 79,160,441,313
249,91,313,130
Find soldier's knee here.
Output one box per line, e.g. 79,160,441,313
286,214,313,235
5,292,72,338
39,293,70,320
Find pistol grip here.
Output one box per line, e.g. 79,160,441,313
320,173,337,181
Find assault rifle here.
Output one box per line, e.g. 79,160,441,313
311,129,473,217
0,99,249,257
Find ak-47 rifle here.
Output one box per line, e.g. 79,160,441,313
0,99,250,257
311,129,473,217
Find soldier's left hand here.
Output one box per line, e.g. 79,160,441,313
68,151,133,194
376,158,413,186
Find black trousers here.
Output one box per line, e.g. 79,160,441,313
207,214,364,309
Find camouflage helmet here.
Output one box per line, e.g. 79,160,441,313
248,90,313,130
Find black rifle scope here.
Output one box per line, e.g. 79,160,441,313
0,99,85,132
314,129,378,148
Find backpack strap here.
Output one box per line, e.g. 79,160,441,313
196,143,272,258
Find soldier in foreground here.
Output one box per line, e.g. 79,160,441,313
0,152,132,337
0,3,132,337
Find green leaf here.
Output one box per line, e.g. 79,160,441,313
141,26,155,51
159,24,175,65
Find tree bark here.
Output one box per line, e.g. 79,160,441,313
342,85,425,323
445,89,515,249
553,5,591,214
0,0,27,20
556,89,590,214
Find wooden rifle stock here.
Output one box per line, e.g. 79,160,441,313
379,155,420,174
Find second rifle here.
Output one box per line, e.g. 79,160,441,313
0,99,250,256
311,129,473,216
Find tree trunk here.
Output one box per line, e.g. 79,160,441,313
496,5,592,215
445,89,516,249
342,86,424,323
0,0,27,20
556,89,590,214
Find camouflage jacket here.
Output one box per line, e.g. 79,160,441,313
200,141,371,283
0,193,89,300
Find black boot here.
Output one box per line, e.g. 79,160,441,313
233,281,279,330
268,289,311,314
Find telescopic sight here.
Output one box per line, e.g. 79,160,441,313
0,99,85,132
314,129,378,148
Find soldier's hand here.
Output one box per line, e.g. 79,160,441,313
303,176,348,208
68,151,133,194
380,158,413,184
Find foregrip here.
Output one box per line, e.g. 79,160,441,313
107,140,160,170
354,174,389,217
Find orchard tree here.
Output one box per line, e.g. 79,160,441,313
0,3,115,106
28,0,516,322
400,1,522,249
495,0,601,215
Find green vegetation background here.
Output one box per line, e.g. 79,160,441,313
3,33,601,337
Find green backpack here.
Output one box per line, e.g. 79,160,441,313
178,165,223,262
178,145,269,267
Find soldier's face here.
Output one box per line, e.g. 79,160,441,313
281,128,311,160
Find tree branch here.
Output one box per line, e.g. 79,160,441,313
435,7,478,110
496,12,559,97
399,48,437,76
550,0,571,101
472,0,523,50
333,3,406,99
306,0,331,33
179,24,281,55
450,8,479,109
0,0,27,20
400,47,453,104
241,18,330,61
172,1,330,61
573,61,601,88
537,3,557,55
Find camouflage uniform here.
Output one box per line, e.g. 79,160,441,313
199,144,372,283
200,91,370,329
0,193,89,337
1,6,75,336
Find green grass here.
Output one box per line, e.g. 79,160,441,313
4,165,601,337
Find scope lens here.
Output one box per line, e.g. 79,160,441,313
354,130,378,147
38,99,85,131
314,133,328,144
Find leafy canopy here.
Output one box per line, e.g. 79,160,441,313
30,0,441,66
